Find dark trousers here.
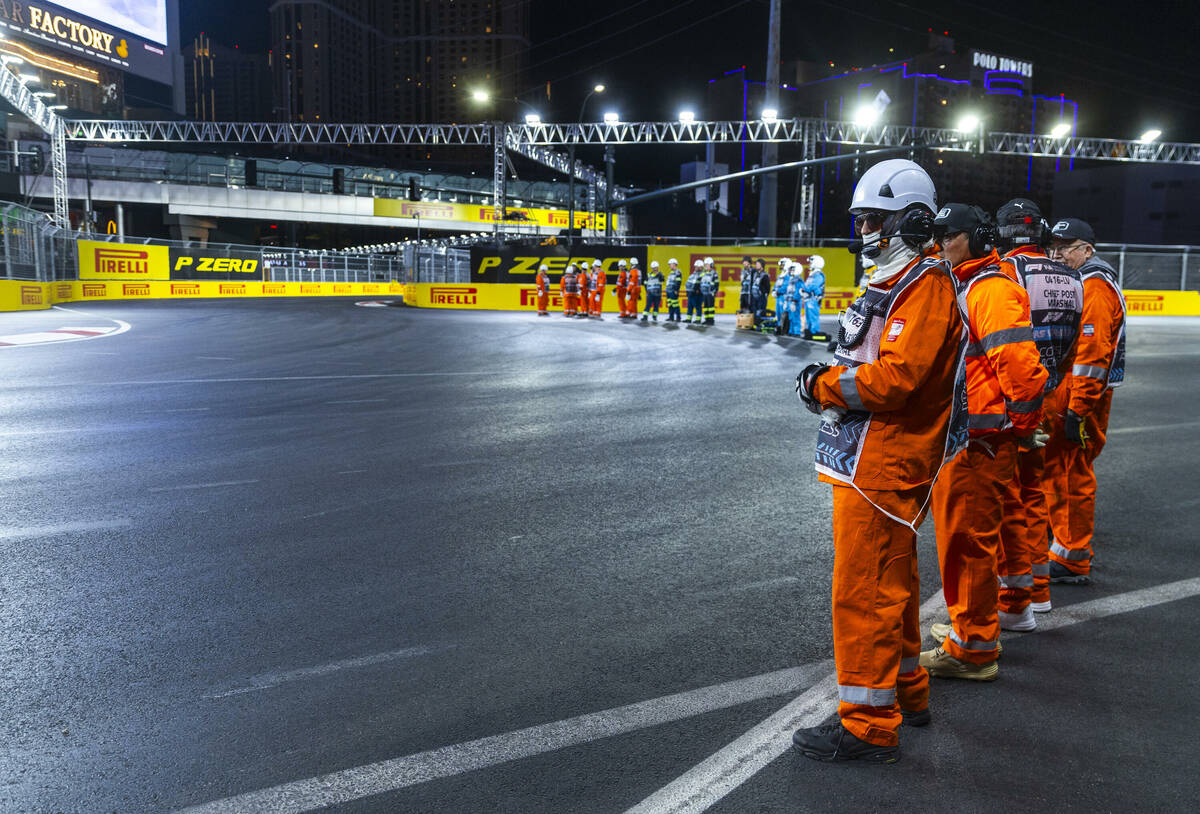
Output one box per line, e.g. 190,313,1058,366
687,293,702,319
644,294,661,313
666,296,681,319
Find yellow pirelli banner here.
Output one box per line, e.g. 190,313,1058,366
78,240,170,280
0,279,404,311
373,199,616,231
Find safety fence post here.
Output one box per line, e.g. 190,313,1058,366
1182,249,1189,291
1118,246,1126,288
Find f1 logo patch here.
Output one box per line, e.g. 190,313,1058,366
886,318,906,341
1082,323,1095,336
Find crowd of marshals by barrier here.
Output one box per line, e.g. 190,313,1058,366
532,157,1127,768
530,254,830,336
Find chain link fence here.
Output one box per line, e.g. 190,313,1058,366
3,197,1196,292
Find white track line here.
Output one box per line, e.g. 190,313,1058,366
149,480,260,492
177,578,1200,814
1109,421,1200,435
626,577,1200,814
75,372,490,386
0,519,131,541
204,646,439,699
176,661,835,814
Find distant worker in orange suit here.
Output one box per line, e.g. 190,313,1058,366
560,263,579,316
793,159,967,764
993,198,1083,618
535,263,551,316
922,203,1047,683
1043,218,1126,585
590,259,606,318
577,261,591,317
615,259,630,317
626,257,642,319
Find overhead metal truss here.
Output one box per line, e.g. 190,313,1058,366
0,66,68,227
50,116,1200,239
64,120,492,146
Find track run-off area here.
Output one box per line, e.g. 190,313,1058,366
3,298,1199,813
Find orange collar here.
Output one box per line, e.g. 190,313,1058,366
952,249,1001,282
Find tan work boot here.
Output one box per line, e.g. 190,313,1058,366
919,646,999,681
928,623,1003,656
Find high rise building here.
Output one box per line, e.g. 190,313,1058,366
184,34,274,122
269,0,530,124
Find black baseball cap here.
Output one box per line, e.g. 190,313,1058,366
996,198,1044,226
1050,217,1095,245
933,203,991,236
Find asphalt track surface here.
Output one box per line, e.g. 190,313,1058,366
3,299,1199,813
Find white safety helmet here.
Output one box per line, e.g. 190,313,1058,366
630,257,639,265
618,259,627,267
693,259,704,268
809,255,825,272
539,264,548,272
592,259,602,267
566,263,576,272
850,159,936,214
668,257,678,266
650,260,660,268
704,256,714,266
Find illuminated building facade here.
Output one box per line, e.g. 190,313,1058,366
705,35,1078,237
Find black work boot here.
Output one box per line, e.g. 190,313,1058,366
792,722,899,764
901,707,931,727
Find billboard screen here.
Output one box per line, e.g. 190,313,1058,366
1,0,173,83
69,1,169,46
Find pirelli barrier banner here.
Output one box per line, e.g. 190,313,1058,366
469,245,648,283
0,279,404,311
375,199,616,232
78,240,268,281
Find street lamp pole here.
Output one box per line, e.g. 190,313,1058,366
569,84,604,250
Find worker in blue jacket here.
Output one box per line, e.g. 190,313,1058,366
801,254,826,339
773,260,793,334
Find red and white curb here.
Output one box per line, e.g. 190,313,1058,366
0,306,131,348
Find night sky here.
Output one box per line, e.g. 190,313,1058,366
181,0,1199,153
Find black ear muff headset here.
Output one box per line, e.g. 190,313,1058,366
967,210,998,257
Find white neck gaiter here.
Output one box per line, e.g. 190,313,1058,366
868,236,921,284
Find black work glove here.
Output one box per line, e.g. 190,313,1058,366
795,362,830,414
1064,410,1089,449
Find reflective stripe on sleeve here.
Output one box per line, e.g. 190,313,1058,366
978,325,1034,353
1006,394,1044,414
1051,541,1091,561
1032,563,1051,576
839,368,866,412
1073,363,1109,380
998,574,1035,588
949,628,999,652
899,656,920,675
968,413,1008,430
838,684,896,706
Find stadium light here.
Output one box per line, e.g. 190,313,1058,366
471,89,489,103
603,111,619,124
524,113,541,125
956,113,981,133
1049,122,1071,138
760,108,778,123
678,110,695,124
1138,128,1162,143
594,84,605,93
853,104,880,127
